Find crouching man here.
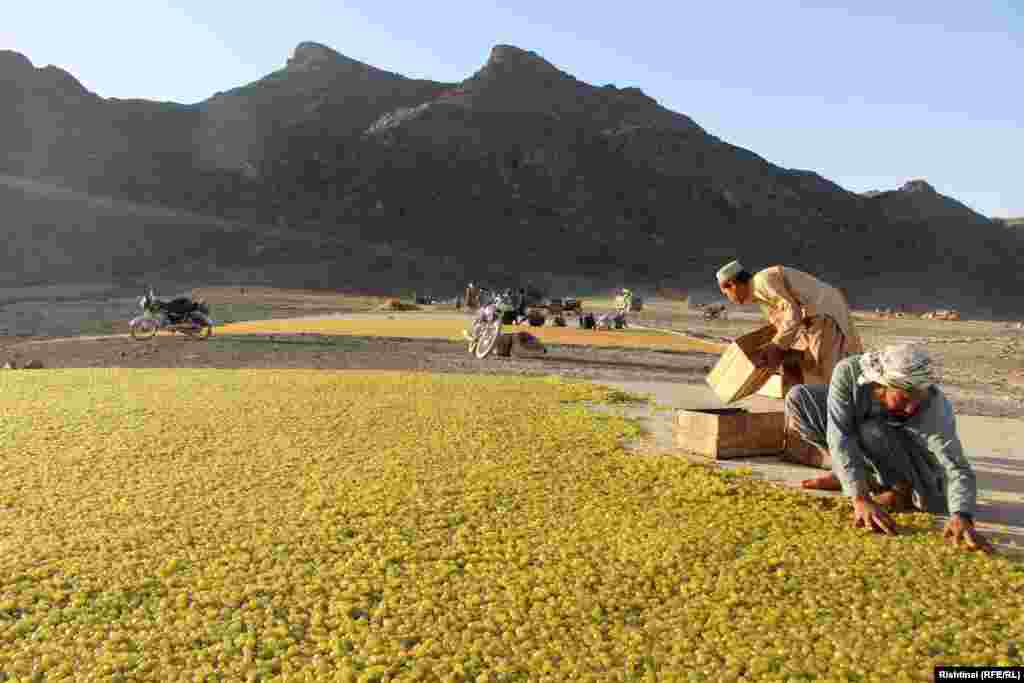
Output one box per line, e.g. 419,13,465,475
785,343,993,553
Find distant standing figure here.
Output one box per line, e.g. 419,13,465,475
617,287,634,318
465,282,480,310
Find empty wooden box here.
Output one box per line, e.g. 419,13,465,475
706,324,778,403
675,407,785,459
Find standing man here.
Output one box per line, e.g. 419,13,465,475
716,260,863,385
616,288,634,328
464,282,480,311
716,260,864,465
618,287,634,312
784,343,992,553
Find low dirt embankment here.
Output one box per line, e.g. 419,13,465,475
3,287,1023,417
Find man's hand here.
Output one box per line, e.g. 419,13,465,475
752,343,785,369
852,496,898,535
943,514,994,554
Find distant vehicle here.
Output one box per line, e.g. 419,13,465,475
463,288,518,359
130,287,214,340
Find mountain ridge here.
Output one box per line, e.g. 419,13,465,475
1,42,1020,316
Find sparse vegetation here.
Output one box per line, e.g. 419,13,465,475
75,319,117,336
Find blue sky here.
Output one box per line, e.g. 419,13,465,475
3,0,1022,216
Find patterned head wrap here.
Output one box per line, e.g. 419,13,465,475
857,343,935,391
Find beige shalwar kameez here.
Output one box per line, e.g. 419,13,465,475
751,265,863,386
749,266,864,467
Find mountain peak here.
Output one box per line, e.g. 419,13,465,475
455,44,577,101
0,50,35,76
485,44,561,74
900,179,936,194
281,41,410,84
0,51,91,96
287,42,345,69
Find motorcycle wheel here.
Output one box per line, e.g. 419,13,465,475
466,323,482,353
130,319,159,341
474,321,501,359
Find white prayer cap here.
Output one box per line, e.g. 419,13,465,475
716,260,745,285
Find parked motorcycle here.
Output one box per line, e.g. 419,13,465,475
129,288,215,341
463,287,517,359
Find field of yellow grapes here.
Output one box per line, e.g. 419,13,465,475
1,369,1021,682
217,317,725,354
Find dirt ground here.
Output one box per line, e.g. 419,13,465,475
2,287,1023,418
0,333,714,386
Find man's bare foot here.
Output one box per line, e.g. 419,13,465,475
873,486,914,512
801,473,842,490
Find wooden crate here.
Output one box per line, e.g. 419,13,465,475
675,408,785,459
705,324,777,403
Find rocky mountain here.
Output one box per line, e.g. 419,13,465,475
873,180,990,225
2,43,1022,316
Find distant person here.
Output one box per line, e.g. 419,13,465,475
618,287,633,313
465,282,480,310
785,344,992,553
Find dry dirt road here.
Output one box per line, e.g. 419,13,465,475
0,328,716,387
3,304,1022,419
